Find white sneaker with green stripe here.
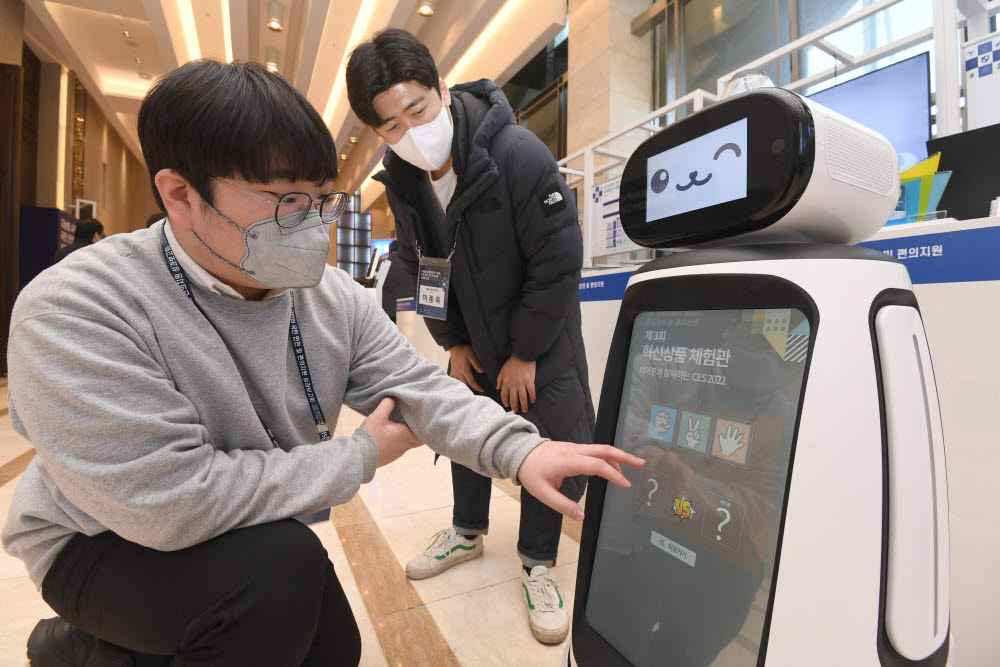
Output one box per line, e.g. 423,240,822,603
405,527,483,580
520,565,569,644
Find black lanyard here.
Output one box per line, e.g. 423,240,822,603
408,192,464,262
415,218,462,262
160,229,331,443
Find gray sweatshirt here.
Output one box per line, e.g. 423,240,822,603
2,222,543,588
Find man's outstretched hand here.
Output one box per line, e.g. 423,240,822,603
516,442,645,520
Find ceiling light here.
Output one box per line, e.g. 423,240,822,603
122,29,131,39
138,72,152,80
265,47,280,74
349,136,358,144
266,1,284,31
340,154,348,161
417,1,434,17
134,57,142,65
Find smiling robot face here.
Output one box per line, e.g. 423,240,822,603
645,118,748,222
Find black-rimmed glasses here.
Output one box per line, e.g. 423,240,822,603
210,177,349,228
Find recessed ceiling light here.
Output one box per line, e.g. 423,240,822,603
340,154,348,161
265,47,280,74
267,1,284,31
349,136,358,144
138,72,152,80
122,29,131,39
134,57,142,65
417,1,434,17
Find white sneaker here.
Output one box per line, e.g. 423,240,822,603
520,565,569,644
405,527,483,580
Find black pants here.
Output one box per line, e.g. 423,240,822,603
41,520,361,666
450,370,587,563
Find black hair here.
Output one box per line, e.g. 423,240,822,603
144,212,164,228
75,217,104,242
346,28,440,128
388,240,398,253
137,59,338,209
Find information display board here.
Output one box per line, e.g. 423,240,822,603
586,307,811,666
591,176,642,258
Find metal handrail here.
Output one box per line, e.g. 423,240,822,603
557,89,719,265
713,0,912,95
557,89,718,172
561,0,978,266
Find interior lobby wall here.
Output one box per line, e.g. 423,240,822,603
567,0,653,155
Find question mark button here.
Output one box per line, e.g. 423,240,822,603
715,507,731,540
701,492,746,552
639,471,667,517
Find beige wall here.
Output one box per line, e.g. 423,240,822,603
0,0,24,66
34,62,70,210
33,67,157,235
370,201,394,241
80,91,159,236
567,0,653,155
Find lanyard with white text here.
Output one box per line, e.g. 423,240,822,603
160,230,332,443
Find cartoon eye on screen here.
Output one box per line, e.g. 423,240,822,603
646,119,748,221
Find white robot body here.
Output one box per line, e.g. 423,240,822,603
568,87,950,667
566,250,950,666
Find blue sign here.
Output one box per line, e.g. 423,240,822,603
858,225,1000,284
648,405,678,443
579,271,634,302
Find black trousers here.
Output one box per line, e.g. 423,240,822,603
40,519,361,667
450,370,587,563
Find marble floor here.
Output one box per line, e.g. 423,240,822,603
0,376,584,666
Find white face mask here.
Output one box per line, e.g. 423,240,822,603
389,104,453,172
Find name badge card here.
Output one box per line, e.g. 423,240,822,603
417,256,451,320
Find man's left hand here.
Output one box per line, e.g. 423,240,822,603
497,355,536,414
517,442,646,520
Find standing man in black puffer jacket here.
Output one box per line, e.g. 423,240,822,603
347,28,595,644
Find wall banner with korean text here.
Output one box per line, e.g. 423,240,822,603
858,225,1000,284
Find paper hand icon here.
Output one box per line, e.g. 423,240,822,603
654,411,672,435
718,425,745,457
685,418,701,447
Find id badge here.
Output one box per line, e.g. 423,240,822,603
417,256,451,320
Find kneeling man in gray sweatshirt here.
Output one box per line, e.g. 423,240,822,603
2,59,642,666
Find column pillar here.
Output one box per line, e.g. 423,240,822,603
567,0,653,155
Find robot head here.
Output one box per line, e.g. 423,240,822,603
618,88,900,248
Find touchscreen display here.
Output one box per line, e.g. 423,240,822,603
645,118,748,222
585,308,810,667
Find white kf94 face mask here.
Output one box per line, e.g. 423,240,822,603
389,104,454,172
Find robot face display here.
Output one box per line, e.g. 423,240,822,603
646,118,749,221
619,87,899,248
619,89,816,248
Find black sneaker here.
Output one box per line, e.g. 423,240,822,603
27,617,135,666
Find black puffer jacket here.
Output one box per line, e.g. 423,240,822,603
375,79,594,442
